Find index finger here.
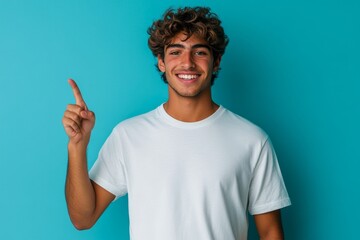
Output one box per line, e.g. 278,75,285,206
68,79,87,109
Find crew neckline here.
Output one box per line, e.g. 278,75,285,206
157,103,225,129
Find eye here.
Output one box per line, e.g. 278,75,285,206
197,52,205,55
194,50,208,56
169,51,180,55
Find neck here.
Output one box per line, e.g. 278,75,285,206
164,89,219,122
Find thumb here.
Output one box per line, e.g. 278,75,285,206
80,110,95,120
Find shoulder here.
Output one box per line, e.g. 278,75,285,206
222,108,267,137
112,107,161,133
220,107,269,143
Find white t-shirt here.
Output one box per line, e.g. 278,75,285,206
89,104,291,240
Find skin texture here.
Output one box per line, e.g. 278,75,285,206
63,79,115,229
254,210,284,239
62,33,285,238
158,32,221,122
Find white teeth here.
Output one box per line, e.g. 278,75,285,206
178,74,198,80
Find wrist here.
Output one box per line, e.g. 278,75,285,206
68,132,91,147
68,139,88,153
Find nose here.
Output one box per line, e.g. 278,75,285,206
181,51,195,69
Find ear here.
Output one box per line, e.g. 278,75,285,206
213,55,222,72
157,54,166,72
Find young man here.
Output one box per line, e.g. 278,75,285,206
62,7,291,240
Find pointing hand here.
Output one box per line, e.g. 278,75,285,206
62,79,95,145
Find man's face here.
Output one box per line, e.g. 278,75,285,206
158,32,220,98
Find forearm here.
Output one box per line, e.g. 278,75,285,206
65,142,96,229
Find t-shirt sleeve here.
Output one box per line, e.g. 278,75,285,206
89,127,128,201
248,137,291,215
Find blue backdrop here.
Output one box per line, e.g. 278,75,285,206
0,0,359,239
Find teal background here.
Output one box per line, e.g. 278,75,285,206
0,0,359,239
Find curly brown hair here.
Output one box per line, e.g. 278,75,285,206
147,6,229,84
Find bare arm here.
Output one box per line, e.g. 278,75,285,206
62,79,115,230
253,210,284,240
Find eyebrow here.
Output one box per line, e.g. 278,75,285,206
166,43,211,51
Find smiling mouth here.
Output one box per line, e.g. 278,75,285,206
176,74,200,80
